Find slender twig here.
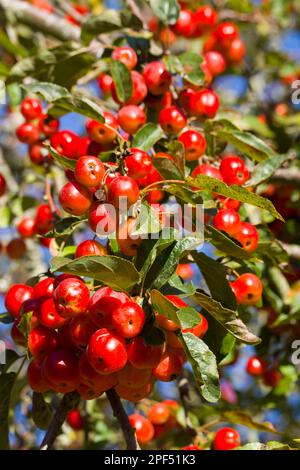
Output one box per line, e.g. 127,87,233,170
45,174,57,217
271,168,300,185
40,391,80,450
106,388,140,450
0,0,80,41
178,377,197,438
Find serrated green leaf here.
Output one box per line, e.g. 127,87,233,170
222,410,279,433
204,225,253,259
49,146,77,170
192,290,261,344
132,123,164,151
152,157,184,180
43,215,83,240
187,175,283,220
246,154,289,187
191,252,237,310
181,332,220,402
50,255,140,291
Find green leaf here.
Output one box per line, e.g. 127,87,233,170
149,0,180,25
44,215,83,240
32,393,52,430
152,236,202,290
8,43,96,89
49,146,77,171
0,312,13,324
168,274,196,295
163,183,203,205
132,202,161,236
23,82,104,122
192,290,261,344
246,154,289,187
178,52,204,86
206,119,276,162
222,411,279,433
132,123,164,151
0,372,16,449
0,350,21,374
191,252,237,310
181,332,220,402
177,307,202,330
150,289,180,327
204,225,252,260
226,0,253,13
50,255,140,291
18,311,32,341
110,60,133,103
187,175,283,220
152,157,184,180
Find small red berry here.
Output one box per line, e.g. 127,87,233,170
28,325,59,358
59,181,93,216
112,46,137,70
129,414,154,444
142,61,172,96
16,122,40,144
50,130,81,159
213,427,240,450
39,298,66,329
152,349,184,382
88,286,129,328
86,112,118,144
111,71,147,106
127,336,164,369
33,277,54,300
38,114,60,136
74,156,105,188
67,409,85,431
107,175,140,208
230,273,262,305
75,239,107,258
204,51,226,76
159,106,187,134
235,222,259,252
190,89,220,118
27,358,50,393
246,356,266,376
6,239,26,259
42,349,79,393
220,155,249,185
20,97,43,121
5,284,34,318
117,105,146,134
125,148,153,180
87,328,128,374
97,73,113,95
213,209,241,236
111,301,146,338
178,129,206,161
53,277,90,318
17,217,37,238
148,403,170,425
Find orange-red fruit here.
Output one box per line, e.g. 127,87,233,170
127,336,164,369
111,301,146,338
107,176,140,208
152,349,184,382
142,61,172,96
87,328,128,374
129,414,155,444
75,240,107,258
5,284,34,318
117,105,146,134
59,181,92,216
230,273,263,305
148,403,170,425
74,156,105,188
112,46,137,70
28,325,59,358
213,427,240,450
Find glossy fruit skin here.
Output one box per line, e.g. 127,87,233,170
6,238,26,259
117,217,142,257
20,298,41,329
16,122,40,144
220,155,249,185
230,273,263,305
116,381,153,401
191,163,223,182
263,368,282,387
67,409,85,431
172,9,195,37
97,73,113,95
112,71,147,106
59,180,92,216
148,403,170,425
20,97,43,121
246,356,266,376
17,217,37,238
38,114,59,136
111,301,146,338
29,142,49,166
190,89,220,118
75,239,107,258
178,129,206,161
117,363,151,389
35,204,54,234
129,414,154,444
0,173,6,196
195,5,218,31
226,38,246,64
217,196,241,211
152,349,184,382
74,156,105,188
28,325,59,358
27,358,49,393
125,148,153,180
184,313,208,339
88,286,129,328
159,106,187,134
181,445,202,450
112,46,137,70
42,349,79,393
69,314,97,349
215,22,239,44
213,427,240,450
77,382,103,400
88,202,116,236
87,328,128,374
79,353,118,391
86,112,118,144
54,278,90,318
107,175,139,208
128,336,164,369
5,284,34,318
142,62,171,96
204,51,226,76
213,209,241,236
235,222,258,252
33,277,54,300
117,105,146,134
50,130,80,159
39,298,66,329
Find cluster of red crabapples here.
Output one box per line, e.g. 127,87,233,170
6,275,210,402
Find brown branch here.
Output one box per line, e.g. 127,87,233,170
178,377,197,438
271,168,300,185
40,391,80,450
106,388,140,450
45,174,57,218
0,0,80,41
